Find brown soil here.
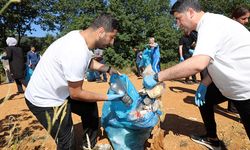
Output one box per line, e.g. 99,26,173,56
0,74,249,150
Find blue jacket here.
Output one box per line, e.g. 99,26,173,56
151,44,160,73
27,51,40,67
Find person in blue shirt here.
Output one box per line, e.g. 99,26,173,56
27,46,40,70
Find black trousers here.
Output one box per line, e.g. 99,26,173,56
199,83,250,139
15,78,27,93
185,75,197,82
184,54,197,82
135,62,143,77
25,97,99,150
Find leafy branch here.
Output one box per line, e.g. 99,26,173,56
0,0,21,15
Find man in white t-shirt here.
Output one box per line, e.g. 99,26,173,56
143,0,250,149
25,13,122,149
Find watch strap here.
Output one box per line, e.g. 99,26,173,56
154,73,159,82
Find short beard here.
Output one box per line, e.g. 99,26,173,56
95,40,106,49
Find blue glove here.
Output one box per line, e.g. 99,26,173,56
189,49,194,55
179,56,184,62
195,83,207,107
143,75,158,89
107,93,124,100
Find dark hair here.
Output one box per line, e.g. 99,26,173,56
90,13,119,32
231,6,249,19
170,0,202,15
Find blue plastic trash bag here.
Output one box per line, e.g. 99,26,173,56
101,74,162,150
151,44,160,73
25,66,33,82
139,48,152,68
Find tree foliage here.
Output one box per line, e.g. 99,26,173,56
36,0,106,35
105,0,180,67
1,0,250,70
200,0,250,29
35,0,180,68
0,0,39,47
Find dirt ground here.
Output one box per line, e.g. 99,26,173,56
0,74,249,150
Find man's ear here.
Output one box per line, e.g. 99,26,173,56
188,8,195,19
97,27,105,38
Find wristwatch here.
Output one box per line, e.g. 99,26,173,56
107,66,112,73
153,73,159,82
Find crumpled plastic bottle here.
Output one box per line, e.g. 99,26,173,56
110,82,125,95
110,82,133,106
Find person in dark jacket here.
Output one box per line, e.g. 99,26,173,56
179,30,198,84
133,47,143,77
2,37,27,93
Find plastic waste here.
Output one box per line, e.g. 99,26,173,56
110,82,125,95
146,82,165,98
102,74,163,150
110,82,133,106
93,144,113,150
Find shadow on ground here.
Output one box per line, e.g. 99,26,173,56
0,109,43,148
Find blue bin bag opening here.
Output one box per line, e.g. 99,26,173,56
101,74,162,150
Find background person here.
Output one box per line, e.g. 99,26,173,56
178,29,198,84
2,37,27,93
93,48,107,82
133,47,143,77
143,0,250,149
26,46,40,70
232,6,250,26
25,13,122,149
0,49,14,83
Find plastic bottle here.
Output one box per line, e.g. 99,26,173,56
121,93,133,106
110,82,125,95
110,82,133,105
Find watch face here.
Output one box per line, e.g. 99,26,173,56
154,73,158,82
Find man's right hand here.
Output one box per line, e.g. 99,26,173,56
107,93,124,100
143,75,158,89
179,56,184,62
108,67,120,75
195,83,207,107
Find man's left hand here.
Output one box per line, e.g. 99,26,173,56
143,75,158,89
195,83,207,107
107,93,124,100
108,67,120,75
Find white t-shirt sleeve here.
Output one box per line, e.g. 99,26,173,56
60,45,91,82
194,15,223,60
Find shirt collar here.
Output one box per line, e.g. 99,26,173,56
196,12,209,32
